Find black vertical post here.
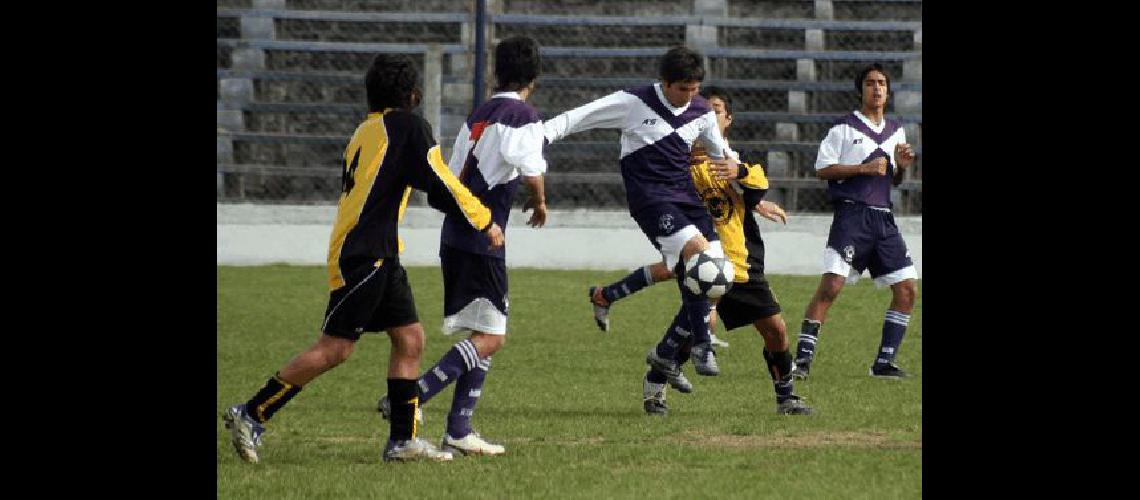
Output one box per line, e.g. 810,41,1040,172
473,0,487,112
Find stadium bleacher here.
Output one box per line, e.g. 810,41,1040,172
217,0,921,213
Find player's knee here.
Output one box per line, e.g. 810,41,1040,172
649,262,674,282
470,332,505,358
817,285,841,303
388,324,425,360
893,279,918,309
318,336,356,366
679,234,710,263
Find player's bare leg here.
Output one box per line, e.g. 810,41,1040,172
590,261,673,332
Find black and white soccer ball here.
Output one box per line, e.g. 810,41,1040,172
682,252,735,299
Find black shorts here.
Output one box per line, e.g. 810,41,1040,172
715,269,782,331
322,256,418,341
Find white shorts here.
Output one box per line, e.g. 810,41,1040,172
657,225,725,271
442,297,507,336
822,247,918,288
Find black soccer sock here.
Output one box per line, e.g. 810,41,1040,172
763,349,796,404
244,373,302,424
795,319,822,364
387,378,419,442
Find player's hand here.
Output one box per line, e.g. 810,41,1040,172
523,196,547,228
863,157,888,176
755,200,787,224
484,222,505,249
709,149,741,181
894,143,916,169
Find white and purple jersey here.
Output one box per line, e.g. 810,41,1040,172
441,92,547,259
543,83,730,214
815,110,906,208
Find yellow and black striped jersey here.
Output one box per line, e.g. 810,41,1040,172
689,145,770,283
327,109,492,290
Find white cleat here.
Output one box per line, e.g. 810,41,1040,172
383,437,453,462
441,432,506,456
710,334,730,348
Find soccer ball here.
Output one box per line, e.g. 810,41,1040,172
682,252,734,299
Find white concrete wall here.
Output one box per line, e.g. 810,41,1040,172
217,203,921,276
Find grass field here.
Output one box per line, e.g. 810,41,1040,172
217,265,921,499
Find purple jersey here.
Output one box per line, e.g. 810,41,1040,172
543,83,729,215
441,92,547,259
814,111,906,208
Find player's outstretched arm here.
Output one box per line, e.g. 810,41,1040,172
401,115,495,238
543,91,635,144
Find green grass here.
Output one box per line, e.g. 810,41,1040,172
218,266,921,499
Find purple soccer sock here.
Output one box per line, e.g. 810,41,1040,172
677,278,712,346
446,356,491,439
654,304,693,360
417,339,479,405
874,310,910,367
601,265,654,304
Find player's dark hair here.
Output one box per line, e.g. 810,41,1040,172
659,45,705,84
855,62,891,98
494,36,541,92
700,86,732,117
366,53,421,112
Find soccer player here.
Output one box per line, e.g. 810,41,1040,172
588,87,813,416
790,62,919,380
222,54,503,464
544,45,739,382
376,36,547,457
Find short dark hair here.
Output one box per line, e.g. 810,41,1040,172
366,53,421,112
659,45,705,84
855,62,891,97
494,36,541,92
700,86,732,117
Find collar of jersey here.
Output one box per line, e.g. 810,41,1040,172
653,83,690,116
490,91,523,100
853,110,886,133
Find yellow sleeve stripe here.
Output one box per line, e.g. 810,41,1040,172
739,163,770,190
425,145,492,231
396,186,411,254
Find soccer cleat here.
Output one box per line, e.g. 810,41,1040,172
222,404,265,464
791,361,811,380
383,437,454,462
441,431,506,456
377,394,424,425
690,342,720,376
643,397,668,416
776,395,815,416
870,363,909,380
589,286,611,332
710,334,730,348
669,369,694,394
646,348,681,378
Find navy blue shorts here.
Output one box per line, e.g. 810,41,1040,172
825,201,913,279
631,202,721,271
322,256,418,341
440,244,508,319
